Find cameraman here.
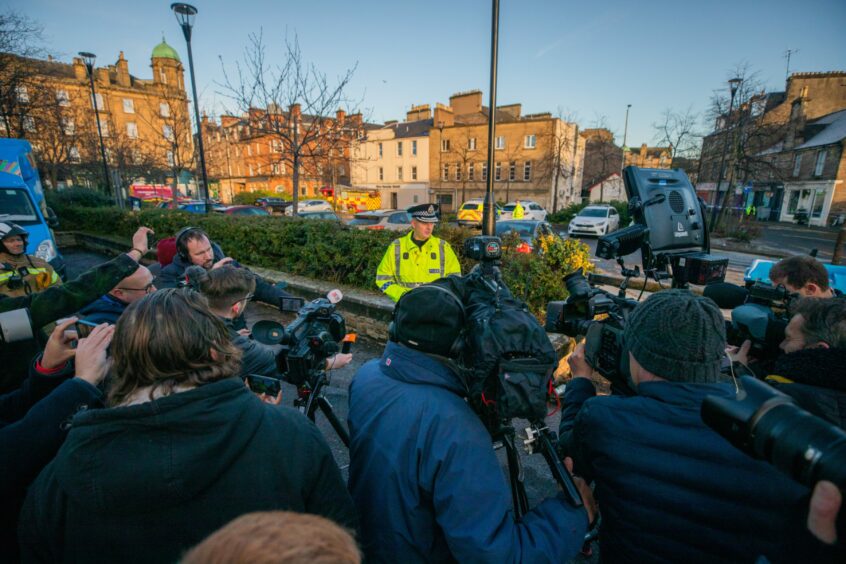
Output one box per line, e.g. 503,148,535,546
759,298,846,429
185,265,351,383
769,255,838,298
558,290,808,562
348,284,594,563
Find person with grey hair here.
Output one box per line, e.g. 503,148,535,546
764,297,846,429
558,290,808,563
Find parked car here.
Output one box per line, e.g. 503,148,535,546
567,205,621,237
255,197,292,215
214,205,271,216
298,210,341,222
457,199,502,227
500,200,548,221
495,220,559,253
348,209,411,231
284,199,333,216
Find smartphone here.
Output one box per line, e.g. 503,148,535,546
342,333,357,354
246,374,282,397
75,319,100,339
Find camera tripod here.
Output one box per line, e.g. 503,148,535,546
293,370,350,447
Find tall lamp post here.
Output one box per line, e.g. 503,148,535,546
709,77,743,227
171,2,210,213
78,52,112,201
621,103,631,177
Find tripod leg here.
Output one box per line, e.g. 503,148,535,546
503,431,530,519
317,395,351,448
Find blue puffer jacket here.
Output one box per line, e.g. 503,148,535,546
348,342,588,564
77,294,127,325
558,378,809,564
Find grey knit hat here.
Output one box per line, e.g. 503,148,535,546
624,290,727,384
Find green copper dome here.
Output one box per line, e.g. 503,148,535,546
152,39,180,62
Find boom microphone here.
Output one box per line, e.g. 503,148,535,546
703,282,749,309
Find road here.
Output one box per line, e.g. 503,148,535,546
64,248,576,556
754,223,839,261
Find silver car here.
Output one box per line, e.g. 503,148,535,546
348,209,411,231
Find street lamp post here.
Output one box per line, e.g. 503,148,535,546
620,103,631,178
78,52,113,203
171,2,210,213
709,77,743,227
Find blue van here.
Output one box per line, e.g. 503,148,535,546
0,139,65,278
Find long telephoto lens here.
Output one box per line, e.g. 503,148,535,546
702,376,846,489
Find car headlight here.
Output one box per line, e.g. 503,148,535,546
36,239,57,262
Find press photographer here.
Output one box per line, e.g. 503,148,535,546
770,255,839,298
184,265,351,398
347,281,594,563
18,288,356,562
557,290,808,562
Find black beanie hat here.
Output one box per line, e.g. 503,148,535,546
624,290,727,384
391,282,465,358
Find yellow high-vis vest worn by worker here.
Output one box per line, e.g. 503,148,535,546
512,201,525,220
375,203,461,302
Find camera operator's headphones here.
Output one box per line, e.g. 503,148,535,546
175,226,207,261
388,283,466,359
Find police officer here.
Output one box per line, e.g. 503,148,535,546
0,222,61,298
375,203,461,302
512,200,525,220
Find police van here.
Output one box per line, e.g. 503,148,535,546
0,139,65,278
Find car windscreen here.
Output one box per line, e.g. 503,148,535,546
462,203,479,210
349,216,380,225
0,188,39,225
503,204,516,211
495,222,535,236
578,208,608,218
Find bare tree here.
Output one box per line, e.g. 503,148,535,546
28,87,90,189
0,13,45,138
579,115,623,204
536,111,580,211
652,106,701,166
220,32,361,214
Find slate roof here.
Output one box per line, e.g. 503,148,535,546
795,109,846,150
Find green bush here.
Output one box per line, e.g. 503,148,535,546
56,206,593,317
231,190,287,205
46,187,114,210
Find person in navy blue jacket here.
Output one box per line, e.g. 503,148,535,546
559,290,809,563
348,284,593,563
1,317,113,558
77,264,156,325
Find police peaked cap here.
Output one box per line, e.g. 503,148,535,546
407,203,440,223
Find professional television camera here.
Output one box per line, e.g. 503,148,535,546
252,291,351,446
461,235,585,517
597,167,728,289
704,280,797,363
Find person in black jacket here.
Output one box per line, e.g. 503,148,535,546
1,317,113,558
155,227,293,308
76,264,156,325
19,288,356,563
184,265,351,387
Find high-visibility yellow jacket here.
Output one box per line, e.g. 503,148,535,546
512,202,525,219
375,231,461,302
0,252,61,298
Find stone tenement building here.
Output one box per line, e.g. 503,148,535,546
203,106,376,203
350,105,432,210
1,40,192,191
623,143,671,169
580,128,623,196
699,71,846,226
428,90,584,212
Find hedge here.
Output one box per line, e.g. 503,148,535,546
54,205,593,317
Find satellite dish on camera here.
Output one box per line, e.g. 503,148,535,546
252,320,285,345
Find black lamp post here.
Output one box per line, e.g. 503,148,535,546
79,51,112,200
171,2,210,213
709,77,743,227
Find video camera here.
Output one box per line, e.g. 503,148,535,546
545,270,639,395
252,293,346,388
597,167,728,288
704,281,796,362
702,376,846,489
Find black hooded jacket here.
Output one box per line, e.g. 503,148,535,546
18,378,356,563
766,347,846,429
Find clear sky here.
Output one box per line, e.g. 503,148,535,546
10,0,846,147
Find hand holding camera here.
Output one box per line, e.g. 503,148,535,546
74,323,114,386
42,317,80,370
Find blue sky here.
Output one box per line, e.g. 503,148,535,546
11,0,846,146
